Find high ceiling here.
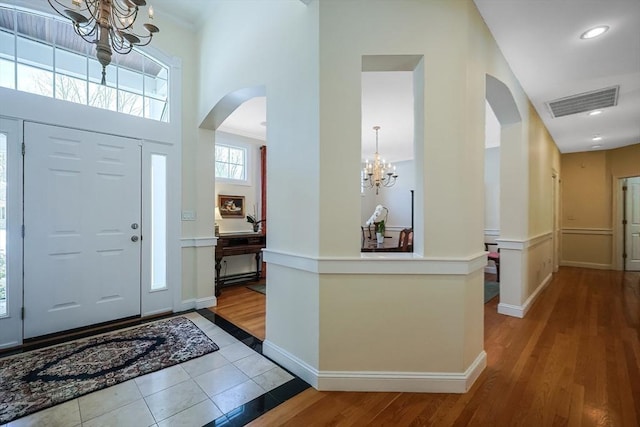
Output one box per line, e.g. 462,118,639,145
474,0,640,153
153,0,640,155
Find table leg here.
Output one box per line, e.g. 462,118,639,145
255,252,262,281
215,257,222,296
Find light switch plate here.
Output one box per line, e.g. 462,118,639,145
181,210,196,221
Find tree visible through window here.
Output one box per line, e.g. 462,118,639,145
215,144,246,181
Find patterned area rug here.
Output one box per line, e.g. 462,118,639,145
246,283,266,295
0,316,219,424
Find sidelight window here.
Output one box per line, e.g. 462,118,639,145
150,154,167,291
0,134,6,317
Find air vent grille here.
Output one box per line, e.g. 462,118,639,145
546,86,619,118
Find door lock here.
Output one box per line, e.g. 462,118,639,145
131,223,139,229
131,235,139,242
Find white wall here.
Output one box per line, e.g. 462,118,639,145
484,148,500,234
197,0,322,381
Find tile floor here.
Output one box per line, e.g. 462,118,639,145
1,311,308,427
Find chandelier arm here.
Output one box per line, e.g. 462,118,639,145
73,22,98,43
83,0,100,23
111,42,134,54
113,0,138,16
131,36,154,47
109,29,135,53
111,3,139,32
47,0,89,15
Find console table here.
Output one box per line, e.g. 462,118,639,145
215,233,266,295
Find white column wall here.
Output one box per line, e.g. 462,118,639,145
315,0,486,382
197,0,322,374
196,0,560,391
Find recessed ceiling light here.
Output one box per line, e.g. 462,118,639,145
580,26,609,39
588,110,603,116
591,145,602,149
592,135,603,141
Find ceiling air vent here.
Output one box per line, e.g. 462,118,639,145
546,86,619,118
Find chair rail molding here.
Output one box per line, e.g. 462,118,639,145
181,237,218,248
561,228,613,235
262,249,488,276
484,229,500,237
496,232,552,250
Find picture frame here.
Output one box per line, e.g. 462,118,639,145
218,195,245,218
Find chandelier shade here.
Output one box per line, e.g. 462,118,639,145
47,0,159,84
363,126,398,195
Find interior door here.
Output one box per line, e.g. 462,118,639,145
23,123,142,338
626,177,640,271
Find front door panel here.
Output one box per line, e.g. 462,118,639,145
23,123,141,338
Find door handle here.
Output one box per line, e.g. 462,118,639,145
131,235,139,242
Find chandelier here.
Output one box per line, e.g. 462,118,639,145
363,126,398,195
48,0,159,85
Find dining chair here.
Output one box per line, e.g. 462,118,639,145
485,242,500,281
398,228,413,252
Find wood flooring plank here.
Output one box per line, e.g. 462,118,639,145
226,269,640,426
210,282,266,340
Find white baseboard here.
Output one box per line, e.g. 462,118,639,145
196,296,217,309
178,299,196,312
560,260,612,270
177,296,217,312
263,340,319,388
498,272,553,318
264,340,486,393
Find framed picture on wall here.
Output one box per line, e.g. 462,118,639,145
218,195,245,218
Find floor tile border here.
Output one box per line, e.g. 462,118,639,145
196,309,311,426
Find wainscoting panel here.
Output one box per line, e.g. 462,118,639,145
560,228,612,269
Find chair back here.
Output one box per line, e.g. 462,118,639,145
398,228,413,252
484,242,500,255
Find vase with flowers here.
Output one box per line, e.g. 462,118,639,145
375,220,385,244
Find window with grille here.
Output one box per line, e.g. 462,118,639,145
215,144,247,182
0,5,169,122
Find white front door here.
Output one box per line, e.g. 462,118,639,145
626,177,640,271
23,123,142,338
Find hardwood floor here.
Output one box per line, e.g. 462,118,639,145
240,268,640,427
210,281,266,340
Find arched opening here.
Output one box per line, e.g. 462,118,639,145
202,86,268,339
485,74,523,312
